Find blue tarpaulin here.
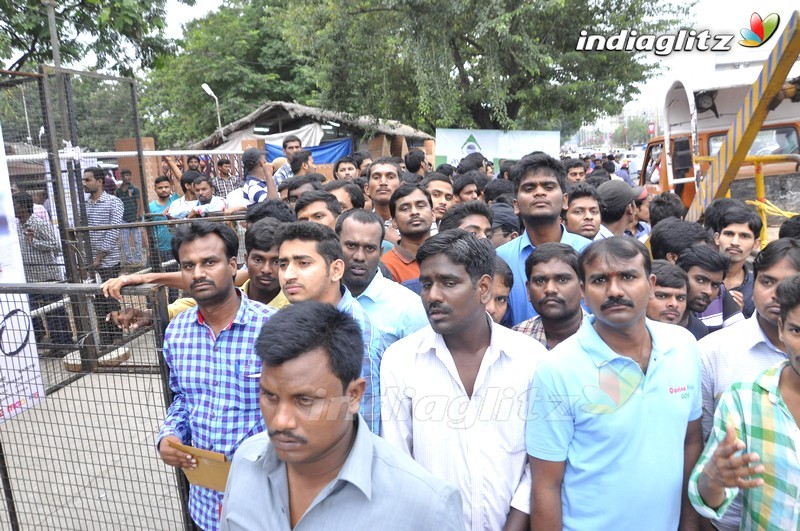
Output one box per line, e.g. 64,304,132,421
265,137,352,164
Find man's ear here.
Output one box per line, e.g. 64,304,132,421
330,258,345,282
513,198,520,216
346,378,366,415
509,231,519,241
561,193,569,211
665,252,679,264
478,274,493,305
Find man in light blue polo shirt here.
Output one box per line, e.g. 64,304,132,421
335,208,428,345
496,153,591,325
527,237,703,531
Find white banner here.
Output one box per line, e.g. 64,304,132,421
0,122,46,422
435,128,561,167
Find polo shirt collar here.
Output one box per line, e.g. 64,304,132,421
419,315,513,364
520,225,574,251
744,313,785,354
577,315,667,368
755,361,787,405
336,285,354,311
196,288,247,326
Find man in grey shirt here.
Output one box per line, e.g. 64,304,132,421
220,301,463,531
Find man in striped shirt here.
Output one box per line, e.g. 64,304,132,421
83,167,124,346
241,148,279,206
690,272,800,529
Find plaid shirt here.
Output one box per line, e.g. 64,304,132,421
17,215,63,282
210,174,242,198
689,361,800,529
157,291,275,531
85,192,124,268
512,316,547,347
337,286,386,435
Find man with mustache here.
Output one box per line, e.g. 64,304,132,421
380,185,434,283
696,238,800,531
381,229,546,531
528,237,703,531
156,221,276,531
275,222,385,434
220,302,464,530
364,158,403,245
513,243,584,349
713,207,762,318
646,260,700,336
335,209,428,345
496,152,591,326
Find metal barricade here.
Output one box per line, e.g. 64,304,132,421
0,282,189,530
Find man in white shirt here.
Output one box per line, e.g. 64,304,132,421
381,228,546,531
697,237,800,531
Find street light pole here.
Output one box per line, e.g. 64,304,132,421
201,83,224,140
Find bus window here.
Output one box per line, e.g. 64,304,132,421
708,126,799,157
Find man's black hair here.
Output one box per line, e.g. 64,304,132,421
12,191,34,217
282,135,301,149
255,301,363,392
274,221,343,266
564,158,585,172
567,182,599,205
498,160,515,180
84,167,106,181
649,192,687,227
716,206,763,237
602,161,616,174
472,171,489,194
286,175,323,196
416,229,495,284
456,152,485,174
172,220,238,262
703,197,746,232
246,199,296,224
154,175,171,186
217,158,230,167
180,170,202,193
245,217,281,254
294,190,342,217
452,173,477,196
650,218,711,260
389,184,432,218
483,179,515,203
367,157,402,178
193,175,213,189
404,149,427,173
524,242,579,281
335,208,385,242
509,153,567,194
120,169,132,177
351,150,372,169
753,238,800,280
435,163,456,177
323,180,365,209
777,273,800,323
186,155,199,163
333,156,356,176
494,255,514,288
779,215,800,239
400,171,423,185
438,200,492,232
578,237,652,283
420,172,453,188
651,259,689,290
676,244,730,278
585,171,611,188
289,150,313,174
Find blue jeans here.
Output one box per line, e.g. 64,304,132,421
121,226,142,263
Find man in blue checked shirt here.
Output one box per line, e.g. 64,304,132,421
274,221,386,434
156,221,275,531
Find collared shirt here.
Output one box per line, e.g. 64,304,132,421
380,247,419,284
211,175,242,198
698,313,788,531
527,317,702,531
272,163,294,186
149,193,180,252
512,310,586,350
728,266,755,318
166,196,196,219
115,184,140,222
85,191,124,268
689,362,800,530
17,215,62,282
220,415,464,531
381,318,545,531
696,285,745,333
242,175,269,205
593,224,616,240
167,283,289,321
157,292,276,531
337,286,386,435
496,226,591,325
355,269,428,345
193,196,227,217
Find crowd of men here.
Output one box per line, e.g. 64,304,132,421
13,139,800,531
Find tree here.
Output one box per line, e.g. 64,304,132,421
613,116,649,147
0,0,189,74
138,0,316,148
279,0,687,136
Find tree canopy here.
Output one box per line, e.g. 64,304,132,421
138,0,316,148
278,0,687,137
0,0,188,74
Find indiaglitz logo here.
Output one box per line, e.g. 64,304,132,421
739,12,780,48
581,363,643,414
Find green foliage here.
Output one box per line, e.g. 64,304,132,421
613,116,649,146
279,0,688,133
139,0,316,148
0,0,187,74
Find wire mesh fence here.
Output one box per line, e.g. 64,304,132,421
0,282,188,530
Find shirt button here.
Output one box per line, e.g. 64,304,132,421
211,413,216,419
214,345,220,352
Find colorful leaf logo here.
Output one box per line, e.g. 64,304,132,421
739,12,780,48
581,361,643,414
